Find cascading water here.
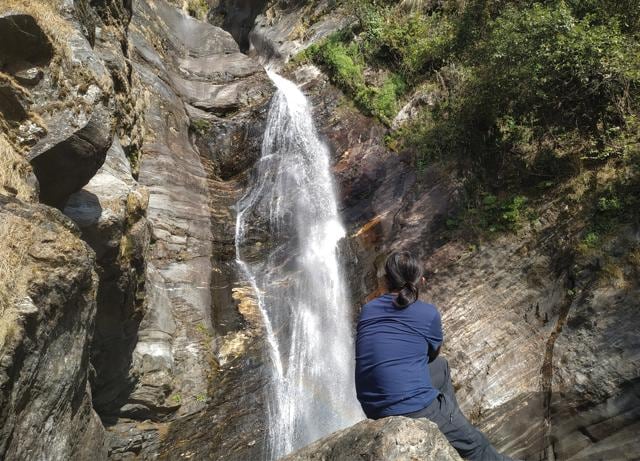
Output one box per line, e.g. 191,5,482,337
235,71,364,460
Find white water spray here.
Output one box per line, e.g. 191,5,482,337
235,72,364,459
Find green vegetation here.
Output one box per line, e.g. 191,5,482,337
186,0,209,20
292,0,640,238
190,118,212,135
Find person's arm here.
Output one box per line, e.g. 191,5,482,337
428,344,441,363
426,308,443,363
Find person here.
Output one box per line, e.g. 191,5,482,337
355,251,513,461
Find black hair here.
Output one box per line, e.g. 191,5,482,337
384,251,423,308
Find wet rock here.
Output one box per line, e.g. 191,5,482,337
105,0,273,431
0,196,106,460
281,417,462,461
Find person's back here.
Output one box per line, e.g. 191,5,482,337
354,251,514,461
355,294,442,418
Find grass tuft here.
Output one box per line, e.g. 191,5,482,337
0,216,35,352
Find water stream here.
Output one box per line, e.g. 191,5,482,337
235,71,364,460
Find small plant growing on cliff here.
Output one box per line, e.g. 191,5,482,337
190,119,211,136
185,0,209,20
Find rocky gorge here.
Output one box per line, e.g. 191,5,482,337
0,0,638,460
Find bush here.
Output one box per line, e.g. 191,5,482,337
359,10,456,82
370,74,407,123
399,2,640,184
317,39,365,93
479,3,638,132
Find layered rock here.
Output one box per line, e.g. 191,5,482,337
281,417,462,461
0,195,106,460
284,63,640,461
0,5,116,208
64,137,150,416
116,0,272,426
0,2,129,459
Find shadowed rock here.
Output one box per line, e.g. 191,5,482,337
281,417,462,461
0,196,106,460
64,137,150,417
0,13,54,74
29,106,113,208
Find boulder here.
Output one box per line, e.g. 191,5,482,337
281,417,462,461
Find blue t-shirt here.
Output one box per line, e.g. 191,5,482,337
355,293,443,419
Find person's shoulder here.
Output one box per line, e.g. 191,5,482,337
364,294,392,308
359,295,383,316
411,300,440,317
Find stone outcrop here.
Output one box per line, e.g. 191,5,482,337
0,195,106,460
249,0,352,69
1,0,637,460
281,417,462,461
64,136,150,417
1,6,116,208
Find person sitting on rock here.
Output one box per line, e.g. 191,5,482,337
355,251,513,461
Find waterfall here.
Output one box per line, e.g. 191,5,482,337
235,71,364,460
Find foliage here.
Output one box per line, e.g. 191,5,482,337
304,0,640,237
186,0,209,20
459,193,529,234
356,8,456,83
305,35,407,124
190,118,211,135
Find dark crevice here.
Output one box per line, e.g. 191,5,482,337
539,260,594,460
208,0,269,53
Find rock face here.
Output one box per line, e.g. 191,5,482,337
281,417,462,461
120,0,272,425
0,196,106,460
2,6,117,209
249,0,352,68
1,0,638,460
64,136,150,417
286,63,640,461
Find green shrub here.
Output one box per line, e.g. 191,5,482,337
370,74,407,123
480,3,638,132
187,0,209,20
398,2,639,184
317,39,366,93
359,10,456,82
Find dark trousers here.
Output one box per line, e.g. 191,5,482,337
404,357,512,461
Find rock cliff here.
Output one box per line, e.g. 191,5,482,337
0,0,638,460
